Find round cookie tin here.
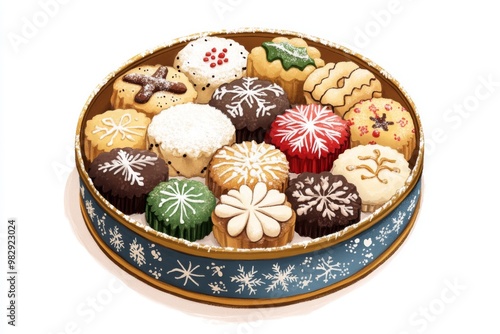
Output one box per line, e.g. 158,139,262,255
74,28,424,307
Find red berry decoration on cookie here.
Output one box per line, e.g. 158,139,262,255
203,47,229,68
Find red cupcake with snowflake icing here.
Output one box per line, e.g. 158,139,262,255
268,104,350,173
344,97,416,161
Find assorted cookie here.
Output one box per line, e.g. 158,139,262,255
209,77,290,143
83,34,416,248
146,103,235,178
111,65,197,117
173,36,249,103
268,104,350,174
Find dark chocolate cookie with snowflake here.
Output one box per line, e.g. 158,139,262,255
285,172,361,238
88,147,169,214
209,77,290,143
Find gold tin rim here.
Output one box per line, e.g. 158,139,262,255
75,27,424,260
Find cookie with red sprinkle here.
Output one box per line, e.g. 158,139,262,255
173,36,249,103
344,98,416,161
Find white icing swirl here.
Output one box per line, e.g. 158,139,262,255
214,182,292,242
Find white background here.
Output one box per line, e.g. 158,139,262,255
1,0,499,333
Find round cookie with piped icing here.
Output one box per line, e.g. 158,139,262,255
84,108,150,162
173,36,249,103
212,182,296,249
209,77,290,143
110,64,197,117
303,61,382,117
344,97,416,161
330,144,411,212
146,179,216,242
147,103,235,178
88,147,169,215
285,172,361,238
206,141,289,198
268,104,350,173
246,36,324,105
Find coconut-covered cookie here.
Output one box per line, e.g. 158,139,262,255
147,103,235,178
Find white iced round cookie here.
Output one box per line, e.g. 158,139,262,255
331,144,411,212
147,103,235,178
173,36,249,103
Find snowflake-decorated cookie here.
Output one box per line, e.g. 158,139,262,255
209,77,290,143
331,144,411,212
206,141,289,198
285,172,361,238
268,104,350,173
88,147,169,215
173,36,249,103
146,179,216,242
344,98,416,161
211,182,296,248
84,109,150,162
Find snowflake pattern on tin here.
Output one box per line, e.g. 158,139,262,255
109,226,125,251
167,260,205,287
78,171,421,300
230,265,265,295
262,264,298,292
129,238,146,267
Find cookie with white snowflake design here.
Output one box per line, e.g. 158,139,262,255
206,141,289,198
344,98,416,161
285,172,361,238
110,65,197,117
145,179,216,242
88,147,169,215
84,109,150,162
212,182,296,249
331,144,411,212
268,104,350,173
173,36,249,103
208,77,290,143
